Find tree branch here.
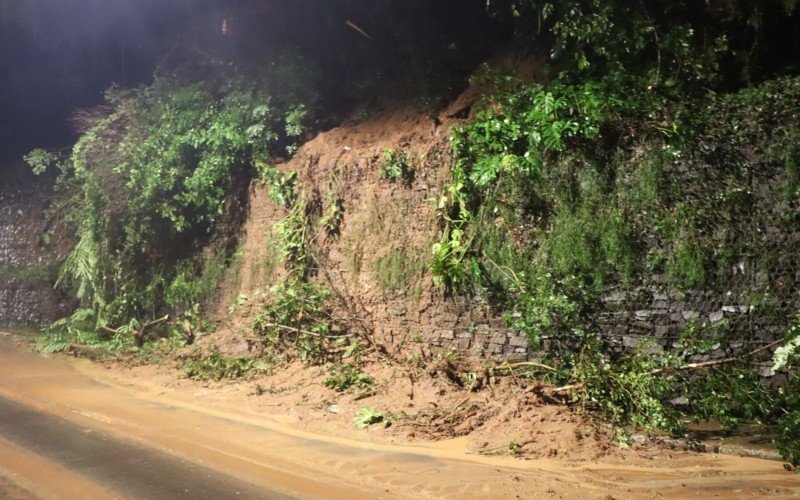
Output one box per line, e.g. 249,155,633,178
261,322,353,340
551,338,786,395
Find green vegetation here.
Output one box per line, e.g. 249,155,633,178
429,0,800,465
323,363,374,392
252,281,345,364
34,308,183,362
27,59,317,349
0,262,58,281
354,407,384,428
774,317,800,467
16,0,800,468
374,246,424,295
380,149,414,184
321,173,344,236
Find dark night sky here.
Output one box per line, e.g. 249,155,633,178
0,0,223,165
0,0,500,169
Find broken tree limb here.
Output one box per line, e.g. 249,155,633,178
550,338,786,395
183,319,195,346
494,361,558,373
260,322,354,340
134,315,170,347
99,326,119,336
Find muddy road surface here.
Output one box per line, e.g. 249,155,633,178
0,335,798,499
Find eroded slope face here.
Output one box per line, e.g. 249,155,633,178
224,90,534,365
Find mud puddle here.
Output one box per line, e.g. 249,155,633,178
0,333,798,498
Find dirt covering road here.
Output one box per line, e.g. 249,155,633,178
0,335,799,499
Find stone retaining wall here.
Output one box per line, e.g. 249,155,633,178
0,182,73,326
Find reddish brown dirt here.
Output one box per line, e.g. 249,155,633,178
172,77,793,466
214,91,497,353
180,72,620,462
118,349,620,462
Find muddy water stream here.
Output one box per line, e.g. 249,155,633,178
0,331,798,499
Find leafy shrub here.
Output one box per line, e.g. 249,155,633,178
273,192,313,279
569,340,684,433
323,363,374,392
184,349,266,381
430,228,468,289
253,281,343,364
354,407,384,428
28,64,316,332
380,149,414,183
321,173,344,236
35,308,142,355
431,30,800,439
264,169,298,208
774,317,800,469
23,149,60,175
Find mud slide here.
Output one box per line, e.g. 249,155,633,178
0,337,798,499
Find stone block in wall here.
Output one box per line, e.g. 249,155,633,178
669,312,685,322
504,352,527,362
722,305,749,313
623,336,639,348
489,332,506,345
682,310,699,320
438,313,458,324
709,311,724,323
605,292,628,303
509,336,528,348
654,326,671,338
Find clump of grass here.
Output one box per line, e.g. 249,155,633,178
374,247,422,294
322,363,374,392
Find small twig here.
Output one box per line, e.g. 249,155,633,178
353,390,376,401
503,361,521,387
452,398,471,411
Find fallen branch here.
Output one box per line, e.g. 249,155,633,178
260,322,354,340
551,338,786,395
134,315,170,347
183,319,195,346
99,326,119,336
494,361,558,373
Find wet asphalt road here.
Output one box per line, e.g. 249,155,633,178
0,394,289,499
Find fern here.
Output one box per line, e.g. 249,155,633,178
57,229,101,306
34,333,73,354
